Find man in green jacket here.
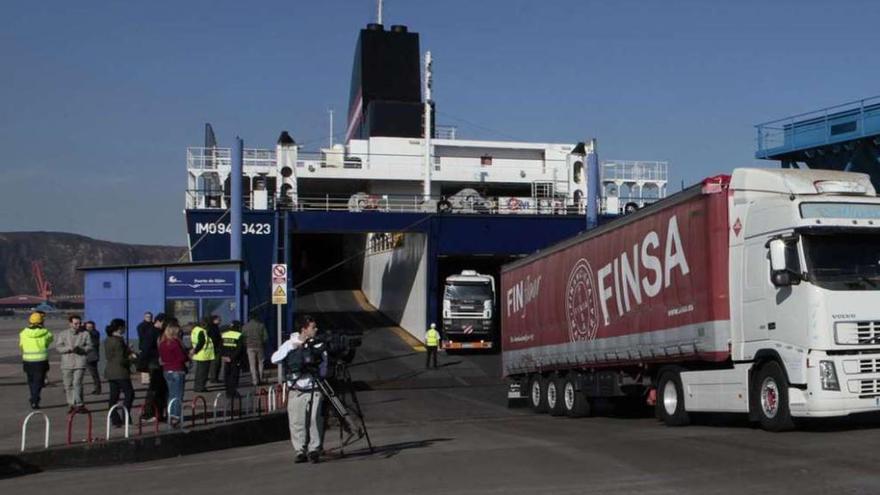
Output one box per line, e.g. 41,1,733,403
20,312,54,409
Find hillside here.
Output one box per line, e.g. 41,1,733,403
0,232,187,298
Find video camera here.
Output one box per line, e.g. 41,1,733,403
315,329,362,366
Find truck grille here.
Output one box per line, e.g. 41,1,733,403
858,379,880,397
835,321,880,345
842,357,880,375
860,358,880,374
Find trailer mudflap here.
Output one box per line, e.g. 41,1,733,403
507,381,526,400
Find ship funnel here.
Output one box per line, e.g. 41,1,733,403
277,131,296,146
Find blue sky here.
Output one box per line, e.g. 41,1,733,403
2,0,879,245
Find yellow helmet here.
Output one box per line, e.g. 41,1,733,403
29,312,44,325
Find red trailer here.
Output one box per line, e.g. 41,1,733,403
501,175,731,419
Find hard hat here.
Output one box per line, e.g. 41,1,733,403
29,312,44,325
430,323,436,328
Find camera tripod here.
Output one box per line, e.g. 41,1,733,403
315,362,374,455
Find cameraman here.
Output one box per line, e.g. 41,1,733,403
271,315,327,464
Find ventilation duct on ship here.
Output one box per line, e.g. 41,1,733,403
276,131,298,209
367,23,383,31
391,25,408,33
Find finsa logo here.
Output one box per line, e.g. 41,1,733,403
167,276,181,284
596,215,690,326
566,259,600,342
506,275,542,319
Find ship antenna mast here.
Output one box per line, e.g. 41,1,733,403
329,107,334,147
377,0,383,25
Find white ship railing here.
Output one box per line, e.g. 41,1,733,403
185,191,586,215
187,147,277,170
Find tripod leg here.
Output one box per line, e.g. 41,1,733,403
342,369,374,453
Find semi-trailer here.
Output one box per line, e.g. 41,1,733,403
502,168,880,431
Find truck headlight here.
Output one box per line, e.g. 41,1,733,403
819,360,840,391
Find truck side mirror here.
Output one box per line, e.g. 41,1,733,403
768,238,800,287
769,239,786,272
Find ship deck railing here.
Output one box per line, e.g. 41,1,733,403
185,190,594,215
755,95,880,158
601,160,669,182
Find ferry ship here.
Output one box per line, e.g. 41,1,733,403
183,19,668,342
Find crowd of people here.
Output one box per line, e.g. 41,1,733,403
18,310,380,465
18,310,269,429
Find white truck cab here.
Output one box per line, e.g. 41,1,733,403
442,270,496,350
727,168,880,426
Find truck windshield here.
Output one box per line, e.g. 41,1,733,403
444,283,492,300
802,232,880,290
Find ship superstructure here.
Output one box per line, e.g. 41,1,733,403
183,21,670,341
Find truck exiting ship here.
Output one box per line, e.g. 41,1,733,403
442,270,496,350
502,167,880,430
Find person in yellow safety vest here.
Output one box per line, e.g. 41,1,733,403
190,317,215,393
425,323,441,369
20,312,54,409
220,321,246,399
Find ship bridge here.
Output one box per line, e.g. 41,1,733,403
756,95,880,186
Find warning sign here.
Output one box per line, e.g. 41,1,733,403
272,263,288,305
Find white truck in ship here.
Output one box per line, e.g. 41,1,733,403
442,270,496,350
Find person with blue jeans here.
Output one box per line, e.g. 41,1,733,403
158,318,188,426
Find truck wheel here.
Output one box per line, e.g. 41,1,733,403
548,377,566,416
656,371,690,426
528,375,548,413
562,376,590,418
753,362,795,432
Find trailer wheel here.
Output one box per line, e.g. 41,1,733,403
562,376,590,418
753,362,795,432
548,377,566,416
528,375,548,413
656,371,690,426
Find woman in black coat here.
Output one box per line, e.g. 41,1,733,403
104,319,136,427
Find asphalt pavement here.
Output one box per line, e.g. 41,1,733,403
5,291,880,494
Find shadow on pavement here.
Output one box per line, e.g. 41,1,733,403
329,437,454,460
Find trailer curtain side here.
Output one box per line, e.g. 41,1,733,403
501,179,731,377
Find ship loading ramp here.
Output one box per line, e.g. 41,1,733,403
756,95,880,187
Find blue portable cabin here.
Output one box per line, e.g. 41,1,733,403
79,260,245,343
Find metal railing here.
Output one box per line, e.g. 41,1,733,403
755,95,880,157
186,191,585,215
187,147,278,171
601,160,669,182
435,125,458,140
